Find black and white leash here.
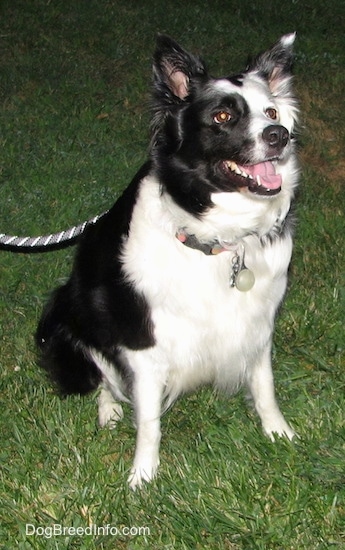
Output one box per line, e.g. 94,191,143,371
0,211,108,252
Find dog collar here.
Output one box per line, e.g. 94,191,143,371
176,230,227,255
176,229,255,291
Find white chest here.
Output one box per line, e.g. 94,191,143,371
120,178,292,398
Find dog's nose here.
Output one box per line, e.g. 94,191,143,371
262,125,289,148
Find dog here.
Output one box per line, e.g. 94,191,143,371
36,34,299,489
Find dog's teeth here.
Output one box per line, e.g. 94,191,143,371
257,175,262,186
233,164,243,176
226,161,251,179
227,161,239,173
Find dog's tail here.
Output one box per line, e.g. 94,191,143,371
36,285,102,395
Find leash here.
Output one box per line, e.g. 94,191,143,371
0,210,108,252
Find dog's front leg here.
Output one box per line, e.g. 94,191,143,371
127,353,164,490
246,344,295,441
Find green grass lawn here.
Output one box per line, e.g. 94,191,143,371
0,0,344,548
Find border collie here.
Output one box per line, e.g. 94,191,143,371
37,34,299,489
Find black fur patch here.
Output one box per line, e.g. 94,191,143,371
36,162,155,395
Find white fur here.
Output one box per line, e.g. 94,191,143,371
95,173,296,488
98,386,124,429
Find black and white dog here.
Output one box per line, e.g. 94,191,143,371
37,34,299,489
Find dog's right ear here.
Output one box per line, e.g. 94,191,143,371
153,35,207,101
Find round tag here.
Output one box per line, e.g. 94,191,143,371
235,268,255,291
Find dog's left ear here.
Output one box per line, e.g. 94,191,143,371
248,33,296,96
153,35,207,101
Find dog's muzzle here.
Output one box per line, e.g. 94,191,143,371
262,125,289,149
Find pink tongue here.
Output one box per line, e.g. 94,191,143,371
238,161,282,190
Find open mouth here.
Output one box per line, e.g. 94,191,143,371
221,160,282,196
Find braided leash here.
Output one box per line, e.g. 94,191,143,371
0,211,108,252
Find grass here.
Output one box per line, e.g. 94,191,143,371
0,0,344,548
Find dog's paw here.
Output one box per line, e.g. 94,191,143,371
98,400,123,430
128,458,160,490
263,419,296,441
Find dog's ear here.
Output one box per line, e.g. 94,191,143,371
248,33,296,96
153,35,207,101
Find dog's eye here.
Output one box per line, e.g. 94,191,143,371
213,111,232,124
265,108,278,120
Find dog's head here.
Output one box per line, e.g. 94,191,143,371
151,35,299,217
